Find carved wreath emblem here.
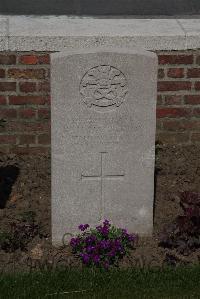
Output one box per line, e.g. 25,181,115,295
80,65,128,108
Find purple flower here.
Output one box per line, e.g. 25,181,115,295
70,220,138,269
119,247,125,255
108,249,116,257
128,233,137,242
78,224,90,231
114,239,121,246
70,237,80,247
86,245,95,253
85,235,96,244
80,253,90,264
103,219,110,226
99,226,109,236
90,235,97,243
99,240,110,249
96,225,103,232
122,228,128,235
93,255,100,264
96,225,109,235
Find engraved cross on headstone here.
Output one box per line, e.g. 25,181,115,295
81,152,125,220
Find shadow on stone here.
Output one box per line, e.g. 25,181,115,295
0,0,200,15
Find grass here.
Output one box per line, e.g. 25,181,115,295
0,266,200,299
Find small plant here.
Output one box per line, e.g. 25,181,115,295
0,221,39,252
159,191,200,255
69,220,138,269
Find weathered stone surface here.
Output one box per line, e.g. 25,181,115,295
3,17,200,51
51,48,157,246
0,16,8,50
7,17,186,51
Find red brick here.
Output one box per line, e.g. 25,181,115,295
38,134,51,145
187,68,200,78
19,54,50,65
8,69,45,79
0,82,16,92
0,135,16,144
157,81,191,92
0,55,16,65
184,120,200,130
162,120,200,131
158,54,193,65
0,69,5,78
19,82,37,93
9,96,48,105
164,95,182,105
156,132,176,144
19,55,39,65
193,108,200,117
158,69,165,79
5,121,50,133
38,81,50,93
11,146,49,155
37,108,50,119
184,95,200,105
157,132,189,144
167,68,184,78
38,55,50,64
162,120,183,131
18,109,36,119
19,135,36,145
156,107,191,118
194,82,200,90
0,109,17,119
0,96,6,105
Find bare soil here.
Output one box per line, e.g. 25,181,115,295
0,144,200,273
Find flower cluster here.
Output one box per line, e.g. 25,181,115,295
70,220,138,269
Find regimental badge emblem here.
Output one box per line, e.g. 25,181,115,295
80,65,128,109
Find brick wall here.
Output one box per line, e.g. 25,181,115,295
156,51,200,145
0,50,200,154
0,52,50,154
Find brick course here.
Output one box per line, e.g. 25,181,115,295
0,50,200,154
0,52,50,154
157,50,200,146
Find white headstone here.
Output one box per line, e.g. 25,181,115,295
51,48,157,246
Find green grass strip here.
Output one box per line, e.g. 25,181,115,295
0,266,200,299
